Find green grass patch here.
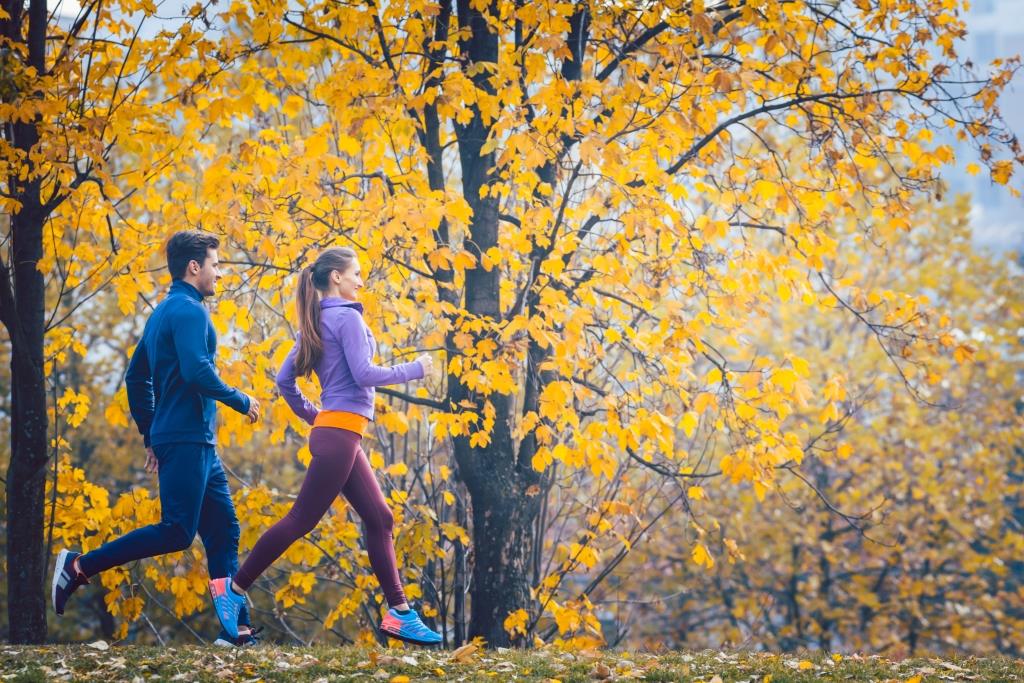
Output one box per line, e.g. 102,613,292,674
2,644,1023,682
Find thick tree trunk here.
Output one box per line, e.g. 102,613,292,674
4,176,49,645
464,473,540,645
1,0,51,644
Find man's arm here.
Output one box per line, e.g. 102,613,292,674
171,304,251,414
125,341,155,447
335,310,424,387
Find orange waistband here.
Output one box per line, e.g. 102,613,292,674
313,410,369,436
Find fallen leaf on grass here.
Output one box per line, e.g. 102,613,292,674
450,643,478,663
592,662,611,679
87,641,109,651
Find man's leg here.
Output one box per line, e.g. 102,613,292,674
78,443,207,576
197,448,250,628
55,443,207,615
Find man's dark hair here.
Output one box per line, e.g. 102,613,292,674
166,230,220,280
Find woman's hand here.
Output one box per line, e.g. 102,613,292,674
415,353,434,377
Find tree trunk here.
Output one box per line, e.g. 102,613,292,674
1,0,51,644
446,0,542,646
452,485,467,647
464,473,540,645
3,172,49,645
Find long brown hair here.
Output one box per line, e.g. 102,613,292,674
294,247,357,377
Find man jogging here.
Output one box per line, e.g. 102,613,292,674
51,230,261,646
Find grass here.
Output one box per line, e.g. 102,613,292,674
2,643,1023,682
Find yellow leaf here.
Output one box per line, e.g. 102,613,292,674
369,450,385,469
692,543,714,569
503,608,529,636
771,368,799,393
953,343,975,364
991,160,1013,185
777,280,792,303
680,411,699,438
688,486,705,501
789,355,810,377
451,643,478,663
693,393,717,414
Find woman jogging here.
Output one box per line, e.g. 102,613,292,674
209,247,442,646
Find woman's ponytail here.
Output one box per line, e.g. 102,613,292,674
292,246,357,377
294,266,323,377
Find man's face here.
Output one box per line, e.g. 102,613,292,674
191,247,221,297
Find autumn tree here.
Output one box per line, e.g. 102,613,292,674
0,0,246,642
609,196,1024,655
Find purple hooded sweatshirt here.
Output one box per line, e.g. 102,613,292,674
276,298,424,424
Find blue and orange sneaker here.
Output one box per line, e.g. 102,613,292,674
209,577,247,639
379,607,442,646
52,549,90,616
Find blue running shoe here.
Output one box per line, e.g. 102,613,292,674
209,577,246,639
379,607,442,646
52,549,90,616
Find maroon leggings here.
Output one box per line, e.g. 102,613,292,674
233,427,406,607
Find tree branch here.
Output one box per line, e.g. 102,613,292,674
377,386,446,411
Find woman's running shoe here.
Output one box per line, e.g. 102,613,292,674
379,607,442,646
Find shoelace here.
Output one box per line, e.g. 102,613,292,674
70,557,90,586
238,626,263,645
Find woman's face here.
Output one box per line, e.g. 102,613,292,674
332,258,364,301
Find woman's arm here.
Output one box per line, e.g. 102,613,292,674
335,310,424,387
276,339,319,425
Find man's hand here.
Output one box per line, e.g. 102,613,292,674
144,447,158,474
415,353,434,377
245,395,261,424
